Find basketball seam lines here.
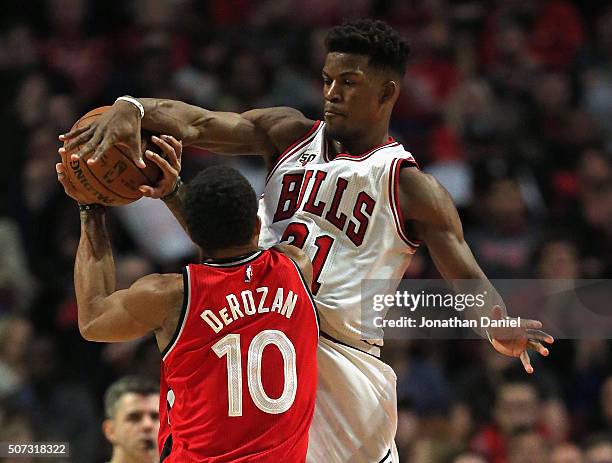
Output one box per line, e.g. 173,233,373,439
114,144,158,184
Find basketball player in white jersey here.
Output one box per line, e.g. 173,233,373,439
60,19,554,463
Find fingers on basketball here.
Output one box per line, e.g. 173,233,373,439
151,135,181,169
161,135,182,165
145,149,174,174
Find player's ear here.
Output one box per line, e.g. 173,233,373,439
103,419,116,444
380,80,399,104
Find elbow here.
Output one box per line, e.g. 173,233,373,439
79,320,101,341
78,322,94,341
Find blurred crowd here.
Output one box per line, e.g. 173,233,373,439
0,0,611,461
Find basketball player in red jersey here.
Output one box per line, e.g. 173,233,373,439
60,19,553,463
56,160,319,462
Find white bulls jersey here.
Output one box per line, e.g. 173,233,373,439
259,120,420,357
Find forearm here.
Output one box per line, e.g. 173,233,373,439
140,98,206,144
161,181,189,235
75,208,116,333
139,99,269,154
427,235,508,336
451,277,508,338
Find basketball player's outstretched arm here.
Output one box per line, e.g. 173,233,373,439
60,98,313,229
399,167,554,373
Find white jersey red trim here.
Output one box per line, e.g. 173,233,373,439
258,121,420,356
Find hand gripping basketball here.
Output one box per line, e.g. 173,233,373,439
55,163,94,204
139,135,182,199
59,99,144,168
58,104,183,205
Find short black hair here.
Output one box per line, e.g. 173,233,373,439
183,165,258,252
325,19,410,77
104,376,159,419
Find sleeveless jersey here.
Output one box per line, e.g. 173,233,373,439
258,121,419,356
159,249,319,463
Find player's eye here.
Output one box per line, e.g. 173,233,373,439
322,78,332,85
343,79,354,86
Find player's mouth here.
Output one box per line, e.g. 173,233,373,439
324,107,345,117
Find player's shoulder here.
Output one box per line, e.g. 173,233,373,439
398,166,455,222
399,167,439,192
270,244,314,288
240,107,315,154
133,273,184,301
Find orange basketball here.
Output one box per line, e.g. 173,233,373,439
60,106,163,206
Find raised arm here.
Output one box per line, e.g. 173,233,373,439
398,167,553,373
74,205,183,344
56,161,184,346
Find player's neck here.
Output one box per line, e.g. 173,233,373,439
329,128,391,157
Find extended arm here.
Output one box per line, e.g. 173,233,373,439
398,167,553,372
60,99,314,234
62,99,313,170
398,168,499,300
75,207,182,342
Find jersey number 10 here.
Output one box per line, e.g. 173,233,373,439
212,330,297,416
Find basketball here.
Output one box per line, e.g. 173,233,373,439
60,106,163,206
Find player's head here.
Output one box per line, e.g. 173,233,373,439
102,376,159,463
323,19,410,144
183,165,260,255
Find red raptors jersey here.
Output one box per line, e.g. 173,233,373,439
158,249,319,463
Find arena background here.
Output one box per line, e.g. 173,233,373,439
1,0,611,462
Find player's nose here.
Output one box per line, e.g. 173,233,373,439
324,81,342,103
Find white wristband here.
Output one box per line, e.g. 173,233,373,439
115,96,144,119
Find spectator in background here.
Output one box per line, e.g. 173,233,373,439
584,435,612,463
0,406,35,463
471,380,543,463
550,442,584,463
451,453,487,463
467,177,536,277
0,315,32,398
508,430,550,463
102,376,159,463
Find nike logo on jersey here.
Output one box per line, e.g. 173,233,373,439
272,170,376,246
